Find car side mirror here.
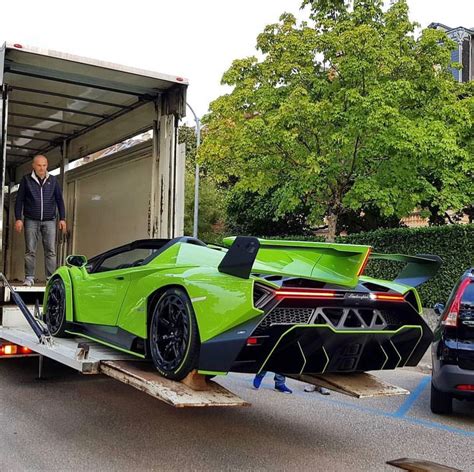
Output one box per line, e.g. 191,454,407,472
433,303,445,316
66,255,88,268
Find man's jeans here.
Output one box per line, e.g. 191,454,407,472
24,218,57,279
254,371,286,387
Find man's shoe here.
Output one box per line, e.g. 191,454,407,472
23,277,34,287
275,384,292,394
253,375,264,389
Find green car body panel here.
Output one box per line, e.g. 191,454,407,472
43,236,440,379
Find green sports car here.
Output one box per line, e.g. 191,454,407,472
44,236,440,381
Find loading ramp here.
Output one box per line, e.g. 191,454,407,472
1,318,410,405
0,323,249,408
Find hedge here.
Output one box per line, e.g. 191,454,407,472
259,225,474,307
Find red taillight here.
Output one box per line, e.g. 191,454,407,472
373,293,405,303
13,43,23,49
456,384,474,391
442,278,471,328
21,346,32,354
246,337,259,346
357,248,372,276
274,288,336,300
273,288,404,302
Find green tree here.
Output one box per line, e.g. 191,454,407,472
199,0,473,240
225,187,313,236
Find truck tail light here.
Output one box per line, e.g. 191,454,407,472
0,344,32,356
1,344,18,355
442,278,472,328
456,384,474,391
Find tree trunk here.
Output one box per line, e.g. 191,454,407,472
326,213,338,242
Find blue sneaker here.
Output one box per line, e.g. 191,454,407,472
275,384,292,394
253,375,264,389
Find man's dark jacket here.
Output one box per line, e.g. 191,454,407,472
15,172,66,222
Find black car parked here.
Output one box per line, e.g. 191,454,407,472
431,268,474,414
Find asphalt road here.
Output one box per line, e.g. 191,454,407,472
0,357,472,471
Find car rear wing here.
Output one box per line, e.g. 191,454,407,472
218,237,442,289
219,237,371,287
370,253,443,288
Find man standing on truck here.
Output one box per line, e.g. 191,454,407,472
14,155,66,286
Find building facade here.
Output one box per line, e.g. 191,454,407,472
429,23,474,83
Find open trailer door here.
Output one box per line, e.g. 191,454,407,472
0,41,188,280
0,46,9,274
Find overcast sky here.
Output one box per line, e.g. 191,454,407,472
2,0,473,123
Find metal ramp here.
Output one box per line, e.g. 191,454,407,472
0,323,249,408
0,325,131,373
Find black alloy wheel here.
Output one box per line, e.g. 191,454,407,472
45,278,68,337
149,288,199,380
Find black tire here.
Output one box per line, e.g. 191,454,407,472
45,278,69,337
149,287,200,381
430,382,453,415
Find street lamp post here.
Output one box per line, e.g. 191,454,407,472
187,103,200,238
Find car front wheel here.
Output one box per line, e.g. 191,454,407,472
45,278,68,337
149,288,200,381
430,382,453,415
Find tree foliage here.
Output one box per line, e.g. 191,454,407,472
225,188,313,236
199,0,473,240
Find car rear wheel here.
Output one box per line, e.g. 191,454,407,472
149,287,200,381
45,278,69,337
430,382,453,414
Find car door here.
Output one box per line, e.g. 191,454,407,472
71,248,152,326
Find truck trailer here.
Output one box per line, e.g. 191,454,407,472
0,42,413,408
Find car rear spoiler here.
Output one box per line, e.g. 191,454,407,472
218,237,443,289
370,253,443,288
219,237,371,287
